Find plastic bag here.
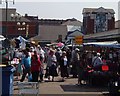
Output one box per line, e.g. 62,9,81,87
28,74,32,82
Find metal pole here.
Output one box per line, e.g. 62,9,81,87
5,0,8,38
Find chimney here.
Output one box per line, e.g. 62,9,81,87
25,14,28,17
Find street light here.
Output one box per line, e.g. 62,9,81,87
17,22,26,31
10,13,21,37
10,13,29,38
17,22,29,38
10,13,21,21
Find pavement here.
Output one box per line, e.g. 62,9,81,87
13,75,109,95
13,63,109,95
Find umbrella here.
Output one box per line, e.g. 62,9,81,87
57,42,64,47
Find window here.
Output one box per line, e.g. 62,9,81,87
95,13,107,33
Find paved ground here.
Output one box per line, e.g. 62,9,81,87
13,63,109,95
13,75,109,95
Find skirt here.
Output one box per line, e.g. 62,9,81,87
49,65,58,77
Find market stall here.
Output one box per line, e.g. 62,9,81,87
83,41,120,49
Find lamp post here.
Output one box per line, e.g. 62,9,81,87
10,13,29,38
17,22,29,38
5,0,8,37
11,13,21,37
17,22,26,31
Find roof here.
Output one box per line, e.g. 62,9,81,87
25,14,39,22
82,7,115,14
39,19,65,25
84,41,118,45
0,8,30,22
67,29,84,37
84,41,120,49
62,20,82,26
84,28,120,40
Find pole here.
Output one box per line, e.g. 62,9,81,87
26,24,29,38
5,0,8,38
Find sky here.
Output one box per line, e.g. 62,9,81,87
0,0,120,21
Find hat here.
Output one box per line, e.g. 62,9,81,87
75,48,79,51
97,53,101,56
37,45,41,48
57,48,60,51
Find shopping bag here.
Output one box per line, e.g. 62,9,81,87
28,74,32,82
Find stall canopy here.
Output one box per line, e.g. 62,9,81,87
16,36,29,49
46,42,64,47
66,41,120,49
84,41,118,45
83,41,120,48
0,35,6,41
16,36,29,42
57,42,64,47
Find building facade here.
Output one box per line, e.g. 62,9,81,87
82,7,115,34
30,18,83,44
0,8,39,39
115,20,120,28
62,18,83,43
30,19,67,43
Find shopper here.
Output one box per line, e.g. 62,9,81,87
92,53,103,67
31,51,41,82
59,51,69,81
46,49,58,81
20,50,31,82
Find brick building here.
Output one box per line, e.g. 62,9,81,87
84,20,120,43
0,8,39,39
82,7,115,34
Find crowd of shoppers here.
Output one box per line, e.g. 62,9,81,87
9,44,120,86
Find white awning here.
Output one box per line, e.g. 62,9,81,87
84,41,118,45
0,35,6,41
83,41,120,48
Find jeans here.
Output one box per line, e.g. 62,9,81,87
20,68,31,82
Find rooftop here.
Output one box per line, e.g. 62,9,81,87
82,7,115,14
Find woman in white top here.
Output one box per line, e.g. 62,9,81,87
59,51,69,81
92,53,103,67
46,49,58,81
